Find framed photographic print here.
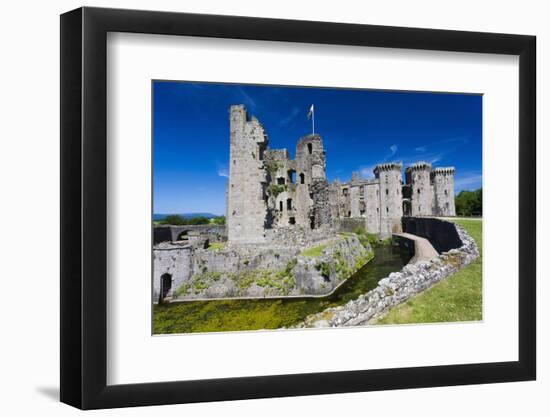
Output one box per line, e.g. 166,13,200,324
60,6,536,409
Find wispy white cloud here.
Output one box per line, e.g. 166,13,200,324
414,146,427,152
236,87,257,111
217,163,229,178
454,172,482,190
384,144,398,161
359,165,376,179
279,107,300,126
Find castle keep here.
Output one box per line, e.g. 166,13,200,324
226,105,456,243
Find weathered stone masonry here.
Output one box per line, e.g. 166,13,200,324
153,105,458,302
225,105,456,244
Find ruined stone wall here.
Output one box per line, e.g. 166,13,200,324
328,182,342,221
350,185,361,217
226,105,268,243
295,134,326,184
334,217,367,233
153,245,193,301
295,134,327,229
375,163,403,238
337,184,351,217
310,179,331,229
264,225,330,247
167,234,372,300
406,162,434,216
364,182,381,234
432,168,456,216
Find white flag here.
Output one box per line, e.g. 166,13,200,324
307,104,314,119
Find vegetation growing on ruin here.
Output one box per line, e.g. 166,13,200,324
229,262,297,296
267,184,287,198
373,219,482,325
350,227,393,248
265,160,281,174
300,243,329,258
190,272,223,294
207,242,226,251
174,283,190,297
315,261,331,279
153,245,411,334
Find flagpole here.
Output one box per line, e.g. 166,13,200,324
312,108,315,134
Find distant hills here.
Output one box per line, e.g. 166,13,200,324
153,212,220,221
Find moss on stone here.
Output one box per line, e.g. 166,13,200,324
301,243,329,258
207,242,226,251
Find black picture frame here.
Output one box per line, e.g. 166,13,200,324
60,6,536,410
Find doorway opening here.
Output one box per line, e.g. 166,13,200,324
159,273,172,303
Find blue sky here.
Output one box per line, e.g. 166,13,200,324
153,81,482,215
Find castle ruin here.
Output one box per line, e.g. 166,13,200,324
226,105,456,244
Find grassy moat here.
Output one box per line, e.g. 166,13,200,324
153,244,411,334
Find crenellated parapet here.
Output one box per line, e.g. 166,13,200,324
432,167,456,175
373,161,403,176
406,161,432,172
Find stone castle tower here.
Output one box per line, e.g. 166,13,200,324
432,167,456,216
226,105,269,243
374,162,403,237
225,104,456,244
295,134,330,230
403,162,456,217
405,162,434,216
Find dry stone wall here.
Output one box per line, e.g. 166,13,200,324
296,221,479,328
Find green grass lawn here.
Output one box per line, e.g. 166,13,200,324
373,218,482,325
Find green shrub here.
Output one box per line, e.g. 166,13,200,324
267,184,287,198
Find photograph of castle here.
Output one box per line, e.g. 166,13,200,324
152,81,482,335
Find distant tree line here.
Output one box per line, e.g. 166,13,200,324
455,188,482,217
159,215,226,226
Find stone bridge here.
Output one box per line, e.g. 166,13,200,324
153,224,226,244
393,232,439,264
393,216,464,264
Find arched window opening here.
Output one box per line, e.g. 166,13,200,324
286,198,292,210
300,173,305,184
307,143,313,154
288,170,295,183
